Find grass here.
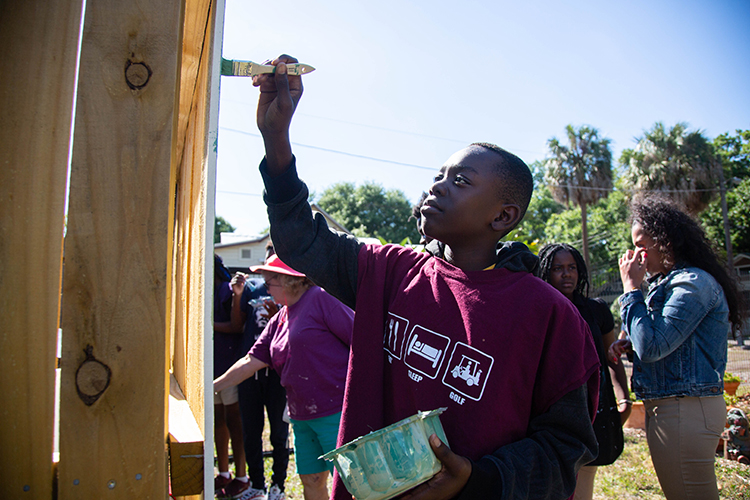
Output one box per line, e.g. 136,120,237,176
230,378,750,499
596,429,750,499
244,427,750,499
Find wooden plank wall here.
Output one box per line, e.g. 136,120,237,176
57,0,183,497
0,0,221,497
0,1,84,498
170,0,214,434
169,0,222,497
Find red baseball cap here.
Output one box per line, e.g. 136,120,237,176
249,254,306,277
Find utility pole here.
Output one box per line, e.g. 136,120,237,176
718,163,743,346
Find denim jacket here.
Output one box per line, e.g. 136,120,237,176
619,264,729,400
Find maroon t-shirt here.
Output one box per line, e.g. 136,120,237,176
338,244,599,462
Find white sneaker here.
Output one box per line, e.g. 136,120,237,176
239,486,267,500
267,484,285,500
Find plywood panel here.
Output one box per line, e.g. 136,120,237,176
167,1,224,495
58,1,183,498
0,0,83,498
170,0,213,424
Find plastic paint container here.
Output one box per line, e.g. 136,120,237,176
320,408,448,500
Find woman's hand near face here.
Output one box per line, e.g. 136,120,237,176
619,247,648,292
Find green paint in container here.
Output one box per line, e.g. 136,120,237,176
320,408,448,500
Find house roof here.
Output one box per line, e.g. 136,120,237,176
214,232,269,249
734,253,750,269
214,203,351,248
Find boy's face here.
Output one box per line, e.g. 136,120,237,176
420,146,510,247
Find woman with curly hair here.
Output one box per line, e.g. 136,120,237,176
537,243,629,500
613,194,744,500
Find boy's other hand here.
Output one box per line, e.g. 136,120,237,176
253,54,303,172
398,434,472,500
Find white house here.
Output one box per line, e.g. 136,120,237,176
214,203,374,274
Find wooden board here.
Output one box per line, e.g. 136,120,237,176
168,374,204,496
58,1,183,497
0,1,83,498
167,2,223,497
170,0,214,432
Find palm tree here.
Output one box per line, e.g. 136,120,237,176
544,125,613,270
620,122,720,214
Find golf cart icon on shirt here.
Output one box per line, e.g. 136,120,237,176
451,355,483,387
443,342,494,401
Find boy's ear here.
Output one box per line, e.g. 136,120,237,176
491,203,522,234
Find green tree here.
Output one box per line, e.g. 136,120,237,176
214,215,236,243
543,188,632,295
506,160,564,250
544,125,613,270
701,177,750,256
713,129,750,181
317,181,419,243
620,122,721,214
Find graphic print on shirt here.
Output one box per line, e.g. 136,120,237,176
384,313,410,360
403,325,450,379
442,342,494,401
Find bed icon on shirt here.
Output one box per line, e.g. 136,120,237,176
403,326,450,379
407,334,442,369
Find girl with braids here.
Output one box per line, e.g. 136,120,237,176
613,194,744,500
537,244,629,500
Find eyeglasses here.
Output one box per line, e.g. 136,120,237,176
264,277,281,288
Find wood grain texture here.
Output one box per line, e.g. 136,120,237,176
58,1,183,498
0,0,83,498
168,0,214,448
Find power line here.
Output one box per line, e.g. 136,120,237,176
217,190,262,197
220,99,546,156
219,126,728,197
220,126,437,171
541,183,722,194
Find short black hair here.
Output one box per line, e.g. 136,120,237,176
470,142,533,223
536,243,589,298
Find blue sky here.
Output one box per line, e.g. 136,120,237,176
216,0,750,236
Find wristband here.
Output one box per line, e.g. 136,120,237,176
618,399,632,406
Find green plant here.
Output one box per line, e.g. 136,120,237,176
725,393,739,407
725,372,741,383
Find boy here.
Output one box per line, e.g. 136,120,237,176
251,55,600,499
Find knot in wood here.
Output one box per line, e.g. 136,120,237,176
75,345,112,406
125,60,152,90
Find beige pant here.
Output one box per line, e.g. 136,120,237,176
572,465,597,500
645,395,726,500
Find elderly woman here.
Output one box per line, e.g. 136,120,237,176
215,255,354,500
613,195,743,500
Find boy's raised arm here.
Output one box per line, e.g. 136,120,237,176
252,54,303,175
253,54,363,308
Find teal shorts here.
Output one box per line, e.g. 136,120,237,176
290,411,341,475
